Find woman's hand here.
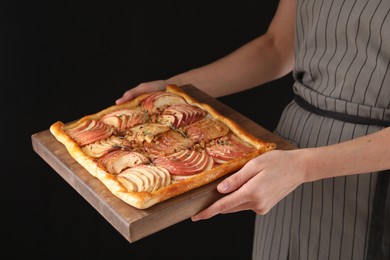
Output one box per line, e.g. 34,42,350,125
115,80,169,104
191,149,306,221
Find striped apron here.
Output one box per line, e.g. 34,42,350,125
252,0,390,259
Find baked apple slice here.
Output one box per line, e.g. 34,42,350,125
185,116,229,143
117,165,171,192
143,130,194,157
206,134,257,164
141,92,187,114
99,150,150,174
126,123,170,143
153,149,214,177
82,135,131,158
100,109,147,133
158,104,207,128
64,119,114,146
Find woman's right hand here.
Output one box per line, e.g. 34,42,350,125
115,80,169,105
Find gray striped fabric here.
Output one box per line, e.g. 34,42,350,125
252,0,390,259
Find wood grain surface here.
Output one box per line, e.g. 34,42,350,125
31,84,295,243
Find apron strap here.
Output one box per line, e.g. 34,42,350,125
294,95,390,127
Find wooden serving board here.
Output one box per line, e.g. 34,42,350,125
31,84,295,243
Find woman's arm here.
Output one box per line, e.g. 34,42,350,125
192,126,390,220
116,0,296,103
167,0,296,97
303,126,390,181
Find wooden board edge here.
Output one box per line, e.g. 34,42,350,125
31,131,134,241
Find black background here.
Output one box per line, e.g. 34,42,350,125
2,1,294,259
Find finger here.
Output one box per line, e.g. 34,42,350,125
116,86,146,104
208,201,255,217
115,90,135,104
223,201,272,215
217,160,260,194
192,189,248,221
116,82,166,104
191,205,218,222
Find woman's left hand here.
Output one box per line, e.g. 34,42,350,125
191,149,306,221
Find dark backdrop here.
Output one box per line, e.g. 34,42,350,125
2,1,294,259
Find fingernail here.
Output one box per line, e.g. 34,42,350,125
218,182,228,192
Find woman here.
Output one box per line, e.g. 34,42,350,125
116,0,390,259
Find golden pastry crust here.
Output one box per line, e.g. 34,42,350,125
49,84,276,209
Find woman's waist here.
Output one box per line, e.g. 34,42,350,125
293,83,390,126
